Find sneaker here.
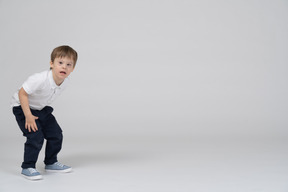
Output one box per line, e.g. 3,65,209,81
45,162,72,173
21,168,43,180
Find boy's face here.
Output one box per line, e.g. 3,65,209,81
50,57,75,84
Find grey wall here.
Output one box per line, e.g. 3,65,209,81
1,0,287,139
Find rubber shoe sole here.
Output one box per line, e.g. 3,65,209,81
22,174,43,180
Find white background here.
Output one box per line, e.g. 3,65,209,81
0,0,288,191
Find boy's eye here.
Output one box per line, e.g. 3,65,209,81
59,62,63,64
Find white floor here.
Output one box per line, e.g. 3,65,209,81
0,134,288,192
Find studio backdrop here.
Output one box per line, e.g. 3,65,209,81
0,0,287,140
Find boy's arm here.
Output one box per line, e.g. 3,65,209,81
18,87,39,132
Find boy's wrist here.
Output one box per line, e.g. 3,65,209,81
22,108,33,117
24,113,33,117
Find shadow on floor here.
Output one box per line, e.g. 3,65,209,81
60,150,155,168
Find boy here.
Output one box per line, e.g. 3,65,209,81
11,45,78,180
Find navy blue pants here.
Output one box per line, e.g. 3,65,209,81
13,106,63,169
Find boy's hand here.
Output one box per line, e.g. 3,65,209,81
25,114,39,132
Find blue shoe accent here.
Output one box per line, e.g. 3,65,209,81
21,168,43,180
45,162,72,173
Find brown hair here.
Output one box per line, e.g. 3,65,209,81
50,45,78,67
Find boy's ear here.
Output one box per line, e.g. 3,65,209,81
50,61,53,69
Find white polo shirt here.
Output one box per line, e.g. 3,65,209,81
11,70,69,110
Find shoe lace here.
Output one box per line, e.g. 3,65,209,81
55,162,65,168
28,168,38,174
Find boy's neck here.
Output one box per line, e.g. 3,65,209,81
52,72,64,86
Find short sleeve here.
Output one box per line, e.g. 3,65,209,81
22,72,46,94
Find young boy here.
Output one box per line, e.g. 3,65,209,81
11,45,78,180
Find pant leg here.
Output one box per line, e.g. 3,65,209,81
12,106,44,169
39,106,63,165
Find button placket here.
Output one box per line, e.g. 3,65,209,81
47,88,57,104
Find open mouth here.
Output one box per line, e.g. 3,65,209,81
60,71,67,75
